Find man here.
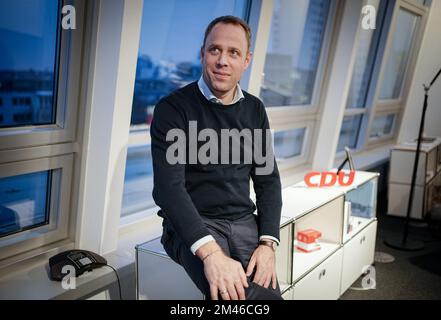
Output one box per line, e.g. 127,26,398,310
151,15,283,300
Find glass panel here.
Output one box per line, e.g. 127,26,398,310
0,171,51,238
274,128,306,160
379,9,419,100
346,0,387,109
131,0,249,127
344,177,377,237
122,145,154,217
369,113,395,138
337,115,363,152
0,0,60,128
260,0,331,107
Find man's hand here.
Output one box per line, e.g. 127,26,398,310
196,241,249,300
246,243,277,290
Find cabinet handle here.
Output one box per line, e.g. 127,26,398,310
318,269,326,280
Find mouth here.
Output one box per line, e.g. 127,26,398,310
212,71,231,79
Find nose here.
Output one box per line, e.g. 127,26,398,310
217,52,228,67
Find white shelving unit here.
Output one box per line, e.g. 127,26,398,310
280,170,378,300
136,170,379,300
388,137,441,220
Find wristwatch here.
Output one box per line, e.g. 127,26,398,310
259,239,277,252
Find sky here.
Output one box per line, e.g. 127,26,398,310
0,0,58,71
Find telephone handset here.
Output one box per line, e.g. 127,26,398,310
49,249,107,281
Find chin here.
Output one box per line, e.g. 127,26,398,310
211,80,234,93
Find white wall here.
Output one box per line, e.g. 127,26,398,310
398,0,441,143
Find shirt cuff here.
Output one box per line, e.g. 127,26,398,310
259,235,280,246
190,235,216,255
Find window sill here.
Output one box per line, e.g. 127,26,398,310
0,215,163,300
333,144,391,170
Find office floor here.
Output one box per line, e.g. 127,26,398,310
340,192,441,300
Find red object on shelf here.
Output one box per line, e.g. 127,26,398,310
297,229,322,244
295,241,321,253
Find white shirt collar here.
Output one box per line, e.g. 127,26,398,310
197,76,244,105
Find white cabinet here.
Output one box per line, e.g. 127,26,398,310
293,248,343,300
136,238,204,300
388,137,441,220
340,220,377,295
282,286,294,300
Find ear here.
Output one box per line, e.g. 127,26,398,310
200,46,205,64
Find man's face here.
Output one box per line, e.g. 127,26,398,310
201,22,252,98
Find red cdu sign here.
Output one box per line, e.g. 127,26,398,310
304,171,356,187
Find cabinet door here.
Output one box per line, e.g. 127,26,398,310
292,248,343,300
340,220,377,295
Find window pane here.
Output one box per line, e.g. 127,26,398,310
260,0,331,107
370,114,395,138
379,9,419,100
337,115,363,152
346,0,387,109
274,128,306,160
0,0,60,128
131,0,249,127
0,171,51,238
122,145,154,217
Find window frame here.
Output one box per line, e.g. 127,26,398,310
364,0,428,148
245,0,338,172
0,154,73,264
273,120,314,171
0,0,83,150
368,111,399,141
0,0,86,267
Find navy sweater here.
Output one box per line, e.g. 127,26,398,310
151,81,282,249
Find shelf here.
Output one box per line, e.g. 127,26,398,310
292,241,340,282
281,186,344,221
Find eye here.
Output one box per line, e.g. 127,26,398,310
209,47,220,54
230,50,240,57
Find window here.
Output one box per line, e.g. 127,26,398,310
379,9,419,100
0,0,83,264
260,0,331,107
0,155,73,262
337,0,388,152
122,0,250,219
0,171,51,238
337,115,363,152
122,145,153,217
274,128,306,160
0,0,60,128
369,113,396,138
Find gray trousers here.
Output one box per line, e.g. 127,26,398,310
161,213,283,300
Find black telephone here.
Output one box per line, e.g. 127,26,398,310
49,249,107,281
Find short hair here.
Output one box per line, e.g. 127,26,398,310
202,15,252,53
